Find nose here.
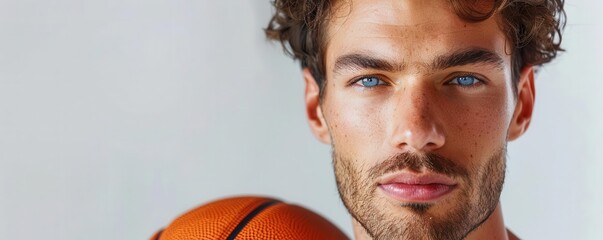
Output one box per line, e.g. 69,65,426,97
388,83,445,152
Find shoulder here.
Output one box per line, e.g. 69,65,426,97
506,229,520,240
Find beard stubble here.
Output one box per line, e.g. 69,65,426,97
333,148,506,240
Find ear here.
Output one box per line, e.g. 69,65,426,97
507,66,536,141
303,68,331,144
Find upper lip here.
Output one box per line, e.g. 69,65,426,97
377,171,457,186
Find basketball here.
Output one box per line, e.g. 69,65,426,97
151,196,349,240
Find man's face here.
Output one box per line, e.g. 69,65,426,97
304,0,533,239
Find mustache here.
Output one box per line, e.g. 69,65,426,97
368,152,469,180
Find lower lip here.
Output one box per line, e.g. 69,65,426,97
379,183,455,202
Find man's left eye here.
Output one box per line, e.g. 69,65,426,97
448,75,481,87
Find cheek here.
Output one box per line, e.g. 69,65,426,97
324,96,386,162
443,95,512,162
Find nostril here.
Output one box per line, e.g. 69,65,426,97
390,126,445,151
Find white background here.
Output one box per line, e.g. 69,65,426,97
0,1,601,239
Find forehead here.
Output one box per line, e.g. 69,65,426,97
324,0,509,74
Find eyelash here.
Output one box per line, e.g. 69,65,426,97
445,73,485,88
350,75,388,88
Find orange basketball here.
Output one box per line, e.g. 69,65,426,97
151,196,349,240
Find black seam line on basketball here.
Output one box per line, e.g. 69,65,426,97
226,200,281,240
153,229,163,240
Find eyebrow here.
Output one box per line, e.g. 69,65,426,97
332,53,405,77
431,48,504,71
332,48,504,77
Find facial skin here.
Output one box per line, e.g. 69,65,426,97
303,0,535,239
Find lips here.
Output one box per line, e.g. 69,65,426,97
377,172,457,202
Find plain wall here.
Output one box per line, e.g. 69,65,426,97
0,0,601,239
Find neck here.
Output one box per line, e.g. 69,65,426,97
352,202,513,240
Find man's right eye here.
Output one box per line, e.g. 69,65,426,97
353,76,385,88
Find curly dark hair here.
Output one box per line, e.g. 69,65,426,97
265,0,565,94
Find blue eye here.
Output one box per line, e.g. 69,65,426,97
450,75,481,87
355,76,383,88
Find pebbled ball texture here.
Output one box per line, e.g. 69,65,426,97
151,196,349,240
